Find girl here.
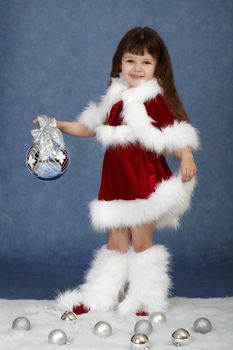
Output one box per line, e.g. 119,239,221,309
36,27,200,316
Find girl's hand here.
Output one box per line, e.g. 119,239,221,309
32,116,53,125
180,157,197,182
32,118,39,125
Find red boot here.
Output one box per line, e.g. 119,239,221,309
73,304,90,315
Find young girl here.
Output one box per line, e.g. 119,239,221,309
36,27,200,316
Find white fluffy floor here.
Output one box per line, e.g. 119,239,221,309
0,297,232,350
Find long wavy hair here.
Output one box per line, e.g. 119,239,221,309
110,27,189,122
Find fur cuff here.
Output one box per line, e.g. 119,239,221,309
56,245,128,311
117,244,172,314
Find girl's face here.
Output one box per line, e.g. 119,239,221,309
120,50,157,87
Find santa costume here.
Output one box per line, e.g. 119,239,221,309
56,76,200,315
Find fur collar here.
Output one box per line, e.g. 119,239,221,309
106,76,163,107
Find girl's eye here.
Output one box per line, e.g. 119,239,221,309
126,60,133,63
144,61,151,64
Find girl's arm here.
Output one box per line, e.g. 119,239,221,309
174,147,197,183
32,119,95,137
56,120,95,137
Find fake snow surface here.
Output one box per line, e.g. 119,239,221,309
0,297,232,350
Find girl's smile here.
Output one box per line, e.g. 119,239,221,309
120,51,157,87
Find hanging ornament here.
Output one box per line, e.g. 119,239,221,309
134,320,153,336
26,115,70,181
48,329,72,345
61,311,77,322
12,316,31,330
149,312,167,327
93,321,112,337
193,317,212,334
171,328,190,347
130,333,150,350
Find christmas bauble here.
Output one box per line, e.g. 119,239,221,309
134,320,153,336
12,316,31,330
149,312,167,326
130,333,150,349
193,317,212,334
93,321,112,337
48,329,71,345
61,311,77,321
171,328,190,347
26,143,70,181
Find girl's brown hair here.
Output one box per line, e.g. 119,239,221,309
110,27,189,122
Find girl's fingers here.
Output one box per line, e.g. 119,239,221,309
182,166,197,182
181,167,187,182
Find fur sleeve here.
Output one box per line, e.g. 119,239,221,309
77,101,108,132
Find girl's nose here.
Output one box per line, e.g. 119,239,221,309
135,63,142,71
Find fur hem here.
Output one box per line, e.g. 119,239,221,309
90,173,197,231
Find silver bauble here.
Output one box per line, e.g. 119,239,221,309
93,321,112,337
12,316,31,331
130,333,150,350
26,144,70,181
193,317,212,334
149,312,167,327
61,311,77,322
134,320,153,336
172,328,191,347
48,329,71,345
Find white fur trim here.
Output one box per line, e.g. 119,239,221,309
56,245,128,311
78,101,106,132
90,173,196,231
95,124,135,147
123,101,200,153
55,289,84,311
95,119,200,153
117,244,172,314
76,77,162,131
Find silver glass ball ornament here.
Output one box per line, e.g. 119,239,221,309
130,333,150,350
61,311,77,322
193,317,212,334
48,329,71,345
26,144,70,181
12,316,31,331
172,328,191,347
93,321,112,337
134,320,153,336
149,312,167,327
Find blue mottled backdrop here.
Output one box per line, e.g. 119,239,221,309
0,0,232,299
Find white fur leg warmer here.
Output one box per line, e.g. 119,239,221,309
117,244,172,315
56,244,128,312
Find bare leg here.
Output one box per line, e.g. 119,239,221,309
108,227,132,252
130,222,156,252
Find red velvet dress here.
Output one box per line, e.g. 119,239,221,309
98,95,174,201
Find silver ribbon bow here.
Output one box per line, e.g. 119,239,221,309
31,115,65,159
